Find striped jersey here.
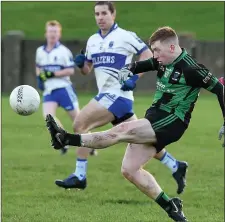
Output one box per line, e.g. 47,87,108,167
85,23,148,100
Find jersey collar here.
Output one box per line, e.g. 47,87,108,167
43,41,61,53
97,23,118,39
167,48,187,67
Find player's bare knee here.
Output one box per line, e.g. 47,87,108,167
121,165,131,180
73,120,89,133
121,162,139,181
121,166,136,181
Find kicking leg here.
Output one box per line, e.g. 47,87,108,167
46,115,156,149
77,118,157,148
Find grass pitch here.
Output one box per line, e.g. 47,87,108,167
2,93,224,222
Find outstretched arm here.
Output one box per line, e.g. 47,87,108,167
210,79,225,146
136,48,153,78
119,58,159,89
184,66,225,146
128,57,159,74
210,81,225,119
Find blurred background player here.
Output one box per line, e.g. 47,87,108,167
55,1,188,195
35,20,80,154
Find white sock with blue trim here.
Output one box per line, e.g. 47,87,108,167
160,151,178,173
74,158,87,180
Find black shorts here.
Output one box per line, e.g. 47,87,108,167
144,107,188,153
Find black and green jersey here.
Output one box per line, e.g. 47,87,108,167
130,49,224,125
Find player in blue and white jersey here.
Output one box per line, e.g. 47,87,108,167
36,20,80,153
55,2,188,194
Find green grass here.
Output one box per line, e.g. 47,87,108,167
2,93,224,222
2,2,224,40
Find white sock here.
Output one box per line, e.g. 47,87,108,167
160,152,178,173
74,158,87,180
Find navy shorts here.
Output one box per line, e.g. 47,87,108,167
43,85,79,111
95,93,134,125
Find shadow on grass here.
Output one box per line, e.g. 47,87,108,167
102,199,151,205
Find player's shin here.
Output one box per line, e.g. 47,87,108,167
129,169,163,199
126,168,172,212
65,130,120,149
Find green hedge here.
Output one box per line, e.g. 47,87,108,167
2,2,224,40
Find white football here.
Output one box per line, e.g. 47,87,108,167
9,85,40,116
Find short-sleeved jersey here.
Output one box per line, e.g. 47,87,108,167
85,23,148,100
132,49,220,124
36,42,74,94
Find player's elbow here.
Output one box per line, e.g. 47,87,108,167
68,68,75,75
211,82,223,95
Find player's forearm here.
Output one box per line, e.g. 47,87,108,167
54,68,74,77
136,49,153,78
211,82,225,119
129,58,156,74
135,49,153,78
